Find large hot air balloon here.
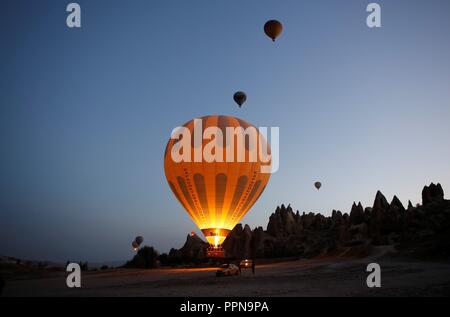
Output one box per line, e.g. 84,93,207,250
264,20,283,42
233,91,247,108
314,182,322,190
164,115,271,248
135,236,143,245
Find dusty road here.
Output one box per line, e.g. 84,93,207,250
3,256,450,296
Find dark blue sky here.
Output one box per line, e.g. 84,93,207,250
1,0,449,263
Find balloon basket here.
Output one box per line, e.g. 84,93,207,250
206,245,225,259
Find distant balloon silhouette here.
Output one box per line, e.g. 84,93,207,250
264,20,283,42
135,236,143,245
314,182,322,190
233,91,247,108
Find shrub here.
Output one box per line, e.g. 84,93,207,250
125,246,159,269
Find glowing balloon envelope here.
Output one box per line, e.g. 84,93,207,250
164,115,271,247
132,241,139,250
264,20,283,42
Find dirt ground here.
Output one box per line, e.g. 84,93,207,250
3,253,450,297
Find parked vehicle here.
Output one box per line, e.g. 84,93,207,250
239,259,253,269
239,259,256,274
216,264,240,277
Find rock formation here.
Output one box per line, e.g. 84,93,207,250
168,183,449,261
168,233,209,262
422,183,444,205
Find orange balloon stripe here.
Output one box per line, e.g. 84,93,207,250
165,126,206,227
202,115,218,226
165,164,203,227
221,116,249,228
184,119,209,227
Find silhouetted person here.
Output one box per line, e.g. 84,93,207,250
250,237,256,274
0,275,5,296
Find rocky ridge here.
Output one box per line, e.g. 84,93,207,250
173,183,449,260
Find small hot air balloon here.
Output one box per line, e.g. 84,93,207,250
164,115,271,249
264,20,283,42
314,182,322,190
132,241,139,251
233,91,246,108
135,236,143,245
